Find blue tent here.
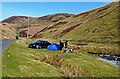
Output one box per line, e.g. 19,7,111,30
47,43,60,50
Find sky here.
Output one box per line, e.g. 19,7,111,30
1,0,115,2
1,2,110,21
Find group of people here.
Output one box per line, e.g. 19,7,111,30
59,39,68,50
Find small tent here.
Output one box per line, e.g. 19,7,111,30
47,43,61,50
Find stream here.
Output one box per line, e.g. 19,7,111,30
87,52,120,67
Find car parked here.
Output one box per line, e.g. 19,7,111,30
28,40,51,49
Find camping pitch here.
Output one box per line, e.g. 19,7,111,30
47,43,61,50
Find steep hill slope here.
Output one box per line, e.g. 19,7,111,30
33,2,119,44
62,2,119,43
0,23,17,40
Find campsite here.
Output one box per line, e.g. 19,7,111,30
2,39,119,77
1,1,120,78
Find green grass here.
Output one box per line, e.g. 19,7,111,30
2,40,119,77
61,3,119,55
2,41,63,77
67,42,119,56
62,2,119,43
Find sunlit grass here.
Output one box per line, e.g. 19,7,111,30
2,40,119,77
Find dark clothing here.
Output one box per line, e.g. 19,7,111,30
65,40,68,48
60,41,64,50
16,35,19,40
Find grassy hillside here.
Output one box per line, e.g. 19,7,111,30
1,14,74,39
62,2,119,43
60,2,119,55
31,2,119,43
0,23,17,40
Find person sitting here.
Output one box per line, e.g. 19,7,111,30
59,39,64,50
65,40,68,49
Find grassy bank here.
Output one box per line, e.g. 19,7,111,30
68,41,119,56
2,40,119,77
0,59,2,78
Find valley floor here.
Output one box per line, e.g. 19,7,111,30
2,39,119,78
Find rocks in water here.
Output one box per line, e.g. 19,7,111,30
87,52,120,67
99,54,119,61
87,52,120,61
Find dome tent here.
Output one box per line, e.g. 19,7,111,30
47,43,61,50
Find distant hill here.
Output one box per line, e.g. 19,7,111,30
38,13,74,22
1,13,74,39
2,16,29,23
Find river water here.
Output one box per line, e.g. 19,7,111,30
87,52,120,67
97,54,120,67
